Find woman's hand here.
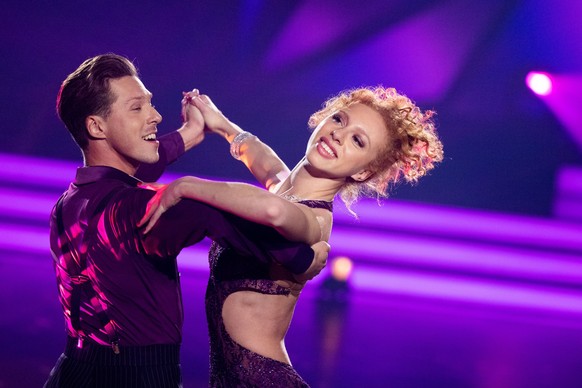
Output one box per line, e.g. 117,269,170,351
187,93,239,141
138,180,185,234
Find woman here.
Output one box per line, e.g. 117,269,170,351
140,86,443,386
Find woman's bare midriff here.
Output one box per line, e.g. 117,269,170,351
222,286,301,365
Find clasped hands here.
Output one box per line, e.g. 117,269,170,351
180,89,233,140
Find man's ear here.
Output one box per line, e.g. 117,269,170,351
351,168,373,182
85,115,106,139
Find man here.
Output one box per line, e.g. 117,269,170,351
44,53,327,387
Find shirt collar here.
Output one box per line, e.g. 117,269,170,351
74,166,141,187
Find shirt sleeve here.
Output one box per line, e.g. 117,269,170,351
134,131,185,182
140,194,315,275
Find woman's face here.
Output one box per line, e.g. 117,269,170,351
305,102,389,181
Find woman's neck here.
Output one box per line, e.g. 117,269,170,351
276,158,343,201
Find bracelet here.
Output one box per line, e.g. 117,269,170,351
229,131,255,160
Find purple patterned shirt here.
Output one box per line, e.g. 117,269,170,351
49,132,314,347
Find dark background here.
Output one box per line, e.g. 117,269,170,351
2,0,581,216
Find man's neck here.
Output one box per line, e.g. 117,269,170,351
84,150,138,176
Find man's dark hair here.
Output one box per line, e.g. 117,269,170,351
56,53,138,149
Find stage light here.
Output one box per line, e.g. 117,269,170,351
330,256,353,282
526,71,552,96
318,256,354,301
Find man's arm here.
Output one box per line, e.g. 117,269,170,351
135,93,205,182
134,190,315,275
134,132,185,182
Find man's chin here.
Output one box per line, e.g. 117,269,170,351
143,153,160,164
133,152,159,166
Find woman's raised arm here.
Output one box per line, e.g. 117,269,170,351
188,93,291,192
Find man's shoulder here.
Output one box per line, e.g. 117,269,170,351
108,184,154,205
74,181,154,215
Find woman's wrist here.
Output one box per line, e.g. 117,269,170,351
223,121,245,143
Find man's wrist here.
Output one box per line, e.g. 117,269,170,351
178,124,204,151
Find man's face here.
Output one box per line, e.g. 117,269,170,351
97,76,162,173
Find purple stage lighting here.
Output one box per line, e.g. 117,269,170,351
526,71,553,96
2,152,582,316
526,73,582,151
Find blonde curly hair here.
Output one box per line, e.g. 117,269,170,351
308,86,444,213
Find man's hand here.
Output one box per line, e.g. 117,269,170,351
178,89,206,151
138,179,185,234
294,241,330,283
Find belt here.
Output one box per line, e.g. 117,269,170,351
64,336,180,366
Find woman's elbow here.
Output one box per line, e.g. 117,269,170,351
263,200,286,227
263,199,318,243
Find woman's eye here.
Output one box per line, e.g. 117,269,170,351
332,113,342,124
353,136,364,147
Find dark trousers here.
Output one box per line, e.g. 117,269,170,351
44,337,182,388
